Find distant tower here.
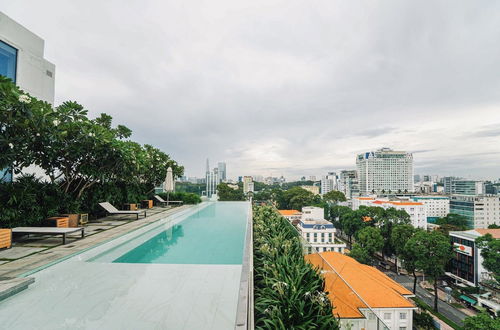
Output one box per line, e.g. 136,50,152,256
218,162,227,182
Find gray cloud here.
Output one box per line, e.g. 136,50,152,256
2,1,500,179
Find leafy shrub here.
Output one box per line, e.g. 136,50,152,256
253,206,339,329
0,175,79,227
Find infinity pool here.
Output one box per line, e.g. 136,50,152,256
108,202,248,264
0,202,251,330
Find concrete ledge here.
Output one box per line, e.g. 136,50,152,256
0,277,35,302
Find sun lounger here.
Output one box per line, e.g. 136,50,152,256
154,195,184,207
99,202,146,219
12,227,84,245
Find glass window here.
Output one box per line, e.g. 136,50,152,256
0,40,17,82
384,312,391,319
400,312,406,319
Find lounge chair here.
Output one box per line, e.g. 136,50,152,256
99,202,146,219
154,195,184,207
12,227,84,245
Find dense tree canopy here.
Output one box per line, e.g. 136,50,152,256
0,76,183,200
217,183,246,201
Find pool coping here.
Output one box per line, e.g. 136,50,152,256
235,203,254,329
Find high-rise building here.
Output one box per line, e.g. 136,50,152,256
356,148,414,196
338,170,359,199
1,12,56,182
450,195,500,228
411,196,450,223
217,162,226,182
205,159,219,198
320,172,337,195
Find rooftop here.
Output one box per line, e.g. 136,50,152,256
450,228,500,240
278,210,301,216
305,252,415,319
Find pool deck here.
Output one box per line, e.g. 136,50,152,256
0,202,251,330
0,205,190,279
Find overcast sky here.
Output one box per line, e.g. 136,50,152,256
3,1,500,180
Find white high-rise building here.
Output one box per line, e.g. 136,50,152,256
356,148,414,196
205,159,219,198
320,172,337,195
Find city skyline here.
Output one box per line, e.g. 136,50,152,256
2,1,500,180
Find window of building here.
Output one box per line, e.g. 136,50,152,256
399,312,407,320
383,313,391,320
0,40,17,82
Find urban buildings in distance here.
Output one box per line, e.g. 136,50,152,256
356,148,414,196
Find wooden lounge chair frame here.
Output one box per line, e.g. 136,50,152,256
98,202,146,219
12,227,84,245
154,195,184,207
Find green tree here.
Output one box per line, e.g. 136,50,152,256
391,224,415,274
348,244,371,264
322,190,346,204
352,226,383,263
406,230,452,311
341,210,365,246
413,310,435,329
379,208,411,259
463,312,500,330
488,223,500,229
281,186,318,210
475,233,500,282
436,213,469,233
217,183,245,201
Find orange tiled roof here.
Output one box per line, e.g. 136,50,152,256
278,210,301,216
475,228,500,239
357,197,375,200
305,252,415,319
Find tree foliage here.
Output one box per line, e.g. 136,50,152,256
475,233,500,282
217,183,246,201
463,312,500,330
405,230,452,311
322,190,346,203
253,206,339,329
0,77,182,198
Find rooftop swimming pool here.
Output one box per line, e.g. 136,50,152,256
0,202,251,330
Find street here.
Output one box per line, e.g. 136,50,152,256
387,271,468,327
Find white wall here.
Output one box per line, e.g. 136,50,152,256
0,12,55,104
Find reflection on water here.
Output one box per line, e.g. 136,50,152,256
113,225,184,263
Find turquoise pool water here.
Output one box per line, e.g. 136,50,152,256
112,202,249,265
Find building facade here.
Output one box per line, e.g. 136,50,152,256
446,180,485,195
446,229,500,286
205,159,218,198
242,176,254,194
320,172,337,195
353,197,427,229
301,185,320,195
338,170,359,199
298,207,346,253
450,195,500,228
356,148,414,196
306,252,415,330
0,12,56,182
217,162,226,182
411,196,450,223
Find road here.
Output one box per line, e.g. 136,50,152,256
386,272,467,327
